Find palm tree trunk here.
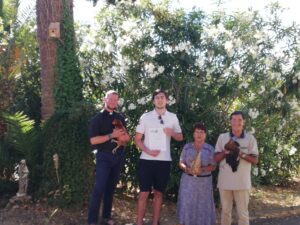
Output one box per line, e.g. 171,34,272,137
36,0,64,120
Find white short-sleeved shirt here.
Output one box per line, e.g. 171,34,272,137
136,110,182,161
215,131,258,190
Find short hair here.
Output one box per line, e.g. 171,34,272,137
152,89,168,101
230,111,245,120
105,90,118,98
192,122,207,133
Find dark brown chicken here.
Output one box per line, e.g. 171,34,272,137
111,119,127,153
224,139,240,172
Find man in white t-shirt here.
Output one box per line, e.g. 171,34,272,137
135,89,183,225
214,111,259,225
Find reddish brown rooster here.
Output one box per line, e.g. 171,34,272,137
111,119,128,153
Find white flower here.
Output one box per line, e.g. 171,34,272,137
195,57,205,68
276,101,281,108
137,97,147,105
128,103,136,110
104,43,114,53
101,75,115,85
289,146,297,156
175,41,192,52
118,98,124,107
249,93,256,101
234,38,242,48
249,47,258,58
249,127,255,134
248,108,259,119
296,71,300,80
252,168,258,176
239,81,249,89
258,86,265,94
270,72,281,80
276,146,283,154
157,66,165,74
168,96,176,106
204,26,218,37
217,23,226,33
265,58,275,68
116,35,133,48
121,19,138,32
277,90,284,98
224,41,233,54
144,63,155,74
145,47,157,57
260,169,266,177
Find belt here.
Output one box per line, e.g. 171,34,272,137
96,148,123,153
186,173,211,178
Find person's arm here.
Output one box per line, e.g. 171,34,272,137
201,164,216,172
240,134,259,165
163,128,183,141
90,128,125,145
239,152,259,164
214,150,229,163
214,134,229,163
179,160,187,172
134,132,160,157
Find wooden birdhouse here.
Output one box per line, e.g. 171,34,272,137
49,22,60,38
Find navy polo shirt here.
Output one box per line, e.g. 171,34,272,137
88,109,127,151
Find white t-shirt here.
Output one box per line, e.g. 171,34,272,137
136,110,182,161
215,131,259,190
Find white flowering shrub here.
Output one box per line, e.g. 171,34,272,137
78,0,300,192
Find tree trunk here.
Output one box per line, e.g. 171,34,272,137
36,0,64,120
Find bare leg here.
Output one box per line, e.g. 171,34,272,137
136,191,149,225
152,190,163,225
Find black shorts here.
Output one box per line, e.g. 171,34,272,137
138,159,171,193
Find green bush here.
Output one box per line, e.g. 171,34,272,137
77,0,300,196
39,103,96,207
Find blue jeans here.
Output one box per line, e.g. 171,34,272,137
88,150,125,224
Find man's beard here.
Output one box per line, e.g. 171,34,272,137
107,105,116,111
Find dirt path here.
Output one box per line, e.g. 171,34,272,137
0,185,299,225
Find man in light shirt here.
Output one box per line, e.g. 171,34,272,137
214,111,259,225
135,89,183,225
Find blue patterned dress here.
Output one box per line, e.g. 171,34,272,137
177,142,216,225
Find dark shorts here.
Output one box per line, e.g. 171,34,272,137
138,159,171,193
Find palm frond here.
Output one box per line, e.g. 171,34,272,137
3,111,36,156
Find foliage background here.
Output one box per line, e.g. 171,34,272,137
0,0,299,206
78,0,300,196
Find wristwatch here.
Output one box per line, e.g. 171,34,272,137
108,133,113,140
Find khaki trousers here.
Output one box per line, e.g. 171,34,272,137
219,189,250,225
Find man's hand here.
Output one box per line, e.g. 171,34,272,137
111,128,125,138
223,149,230,154
145,149,160,157
163,128,173,136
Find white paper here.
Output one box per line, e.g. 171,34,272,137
148,128,167,151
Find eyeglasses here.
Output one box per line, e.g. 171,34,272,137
158,115,164,124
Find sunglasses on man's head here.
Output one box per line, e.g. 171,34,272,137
158,115,164,124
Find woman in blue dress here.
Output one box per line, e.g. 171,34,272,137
177,123,216,225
